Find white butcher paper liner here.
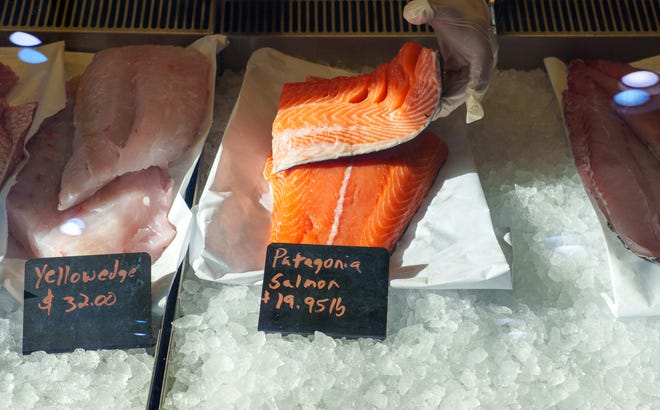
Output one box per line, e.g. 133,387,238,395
544,55,660,318
190,47,512,289
0,41,68,297
0,35,229,305
0,41,68,261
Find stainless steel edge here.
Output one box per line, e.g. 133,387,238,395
220,34,660,71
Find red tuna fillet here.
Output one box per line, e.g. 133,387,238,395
7,81,176,261
58,45,211,210
563,59,660,260
583,59,660,161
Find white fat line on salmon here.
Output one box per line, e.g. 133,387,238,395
327,165,353,245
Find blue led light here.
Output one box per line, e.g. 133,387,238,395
613,89,650,107
17,48,48,64
9,31,42,47
621,70,659,89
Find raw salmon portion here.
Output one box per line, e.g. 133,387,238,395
58,45,211,210
0,99,37,186
563,59,660,260
7,81,176,261
264,130,448,252
270,42,441,172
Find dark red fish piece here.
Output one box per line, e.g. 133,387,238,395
563,59,660,260
583,60,660,160
0,62,19,97
0,98,38,186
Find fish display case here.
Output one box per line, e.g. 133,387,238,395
1,0,660,408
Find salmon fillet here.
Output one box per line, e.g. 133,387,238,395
265,130,448,252
563,59,660,260
58,45,211,210
270,42,441,172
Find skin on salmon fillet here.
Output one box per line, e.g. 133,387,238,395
7,81,176,261
265,130,449,253
563,59,660,260
270,42,442,172
58,45,211,211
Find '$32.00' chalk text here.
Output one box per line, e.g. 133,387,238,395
38,289,117,316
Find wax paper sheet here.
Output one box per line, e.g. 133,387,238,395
190,47,511,289
0,35,229,305
544,55,660,318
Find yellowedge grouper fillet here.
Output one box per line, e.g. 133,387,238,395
58,45,211,211
266,42,448,253
7,80,176,261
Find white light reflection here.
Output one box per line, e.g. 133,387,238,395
17,48,48,64
621,70,659,89
495,317,535,340
59,218,85,236
503,330,535,340
614,89,650,107
543,235,570,244
543,234,588,257
9,31,42,47
553,244,587,257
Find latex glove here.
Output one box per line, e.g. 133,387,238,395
404,0,498,123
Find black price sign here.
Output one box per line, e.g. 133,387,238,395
22,253,153,354
258,243,389,340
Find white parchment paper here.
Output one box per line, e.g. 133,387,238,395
0,41,68,261
0,36,229,304
191,47,511,289
544,55,660,318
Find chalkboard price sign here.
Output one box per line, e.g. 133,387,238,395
22,253,153,354
258,243,389,340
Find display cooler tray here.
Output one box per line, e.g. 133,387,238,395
0,1,659,409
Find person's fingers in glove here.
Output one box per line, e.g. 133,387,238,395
404,0,498,123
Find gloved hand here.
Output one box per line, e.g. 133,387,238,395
404,0,498,123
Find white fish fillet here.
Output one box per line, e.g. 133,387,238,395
7,82,176,261
58,45,211,210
